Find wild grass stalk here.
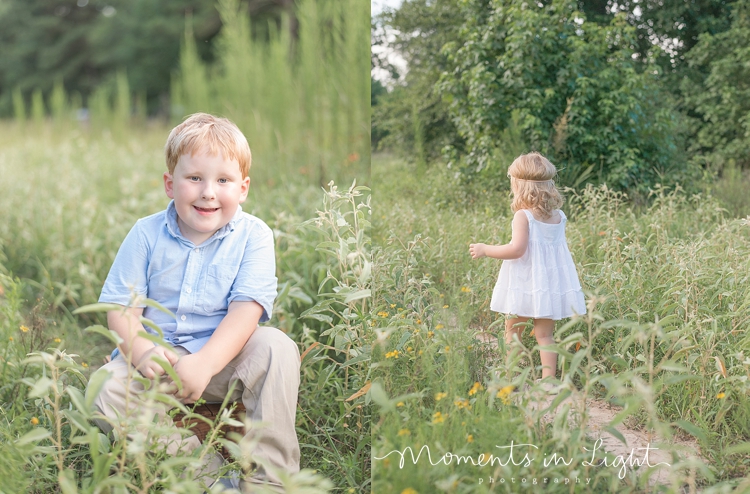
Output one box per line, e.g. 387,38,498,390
172,0,369,187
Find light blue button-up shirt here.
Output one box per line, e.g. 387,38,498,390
99,200,277,356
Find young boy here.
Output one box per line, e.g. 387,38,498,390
91,113,300,490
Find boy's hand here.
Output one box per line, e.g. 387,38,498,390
173,353,212,403
469,243,487,259
135,346,179,380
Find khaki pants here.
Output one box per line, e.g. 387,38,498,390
91,326,301,485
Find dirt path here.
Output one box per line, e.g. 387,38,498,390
475,332,703,486
529,391,702,486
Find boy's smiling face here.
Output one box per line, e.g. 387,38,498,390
163,150,250,245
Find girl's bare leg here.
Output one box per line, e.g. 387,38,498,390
505,317,526,347
532,318,556,379
502,317,526,380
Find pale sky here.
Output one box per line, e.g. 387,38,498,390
372,0,403,16
371,0,407,84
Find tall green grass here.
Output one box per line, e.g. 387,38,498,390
10,0,369,188
172,0,370,186
371,154,750,493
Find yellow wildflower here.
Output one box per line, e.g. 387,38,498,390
390,304,396,308
435,324,444,330
444,346,450,352
416,319,421,324
496,385,514,405
427,331,434,338
30,417,39,425
432,411,446,424
717,392,726,399
81,362,88,368
406,346,413,352
443,304,449,308
20,325,29,333
467,434,474,443
9,337,13,341
377,311,389,318
454,398,471,410
397,429,411,436
54,338,61,343
435,392,447,401
396,402,405,407
468,382,483,396
401,488,418,494
385,350,400,359
461,286,472,293
467,345,473,350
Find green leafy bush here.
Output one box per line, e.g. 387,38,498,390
436,0,691,191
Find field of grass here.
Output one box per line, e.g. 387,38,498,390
0,122,370,493
371,154,750,493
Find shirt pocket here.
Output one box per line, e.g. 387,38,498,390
201,264,237,313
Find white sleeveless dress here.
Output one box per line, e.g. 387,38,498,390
490,209,586,320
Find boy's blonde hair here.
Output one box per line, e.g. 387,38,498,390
165,113,252,178
508,152,564,219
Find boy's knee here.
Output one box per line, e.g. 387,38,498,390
234,327,300,375
252,327,299,355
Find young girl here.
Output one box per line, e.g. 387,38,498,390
469,152,586,390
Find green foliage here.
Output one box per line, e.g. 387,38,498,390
0,0,104,115
295,183,372,490
11,87,25,124
372,154,750,490
371,0,465,160
173,0,370,187
30,89,45,125
0,0,243,117
578,0,733,75
681,0,750,171
437,0,688,192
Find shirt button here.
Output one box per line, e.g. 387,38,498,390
181,315,186,321
186,287,192,294
194,248,199,252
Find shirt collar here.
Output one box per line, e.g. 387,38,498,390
165,200,242,245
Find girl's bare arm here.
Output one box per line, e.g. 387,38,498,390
470,210,529,260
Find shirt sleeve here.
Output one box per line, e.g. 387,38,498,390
228,220,277,322
99,221,149,307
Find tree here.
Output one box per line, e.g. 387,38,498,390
681,0,750,170
372,0,465,159
438,0,688,191
0,0,304,117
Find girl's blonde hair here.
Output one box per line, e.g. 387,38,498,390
508,152,564,219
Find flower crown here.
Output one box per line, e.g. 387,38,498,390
508,174,554,184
